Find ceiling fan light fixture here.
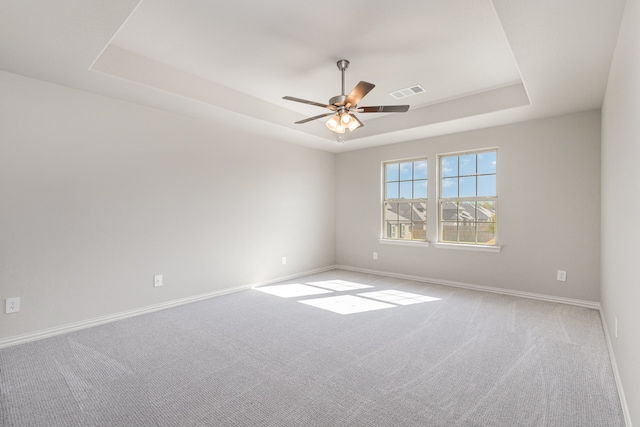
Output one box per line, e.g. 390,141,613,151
327,113,348,133
348,116,361,132
326,116,339,131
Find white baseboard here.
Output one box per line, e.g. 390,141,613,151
599,311,633,427
335,264,601,309
248,265,336,289
0,265,336,349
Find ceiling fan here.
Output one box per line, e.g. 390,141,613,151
283,59,410,141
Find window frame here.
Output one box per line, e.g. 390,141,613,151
437,148,498,247
381,157,428,243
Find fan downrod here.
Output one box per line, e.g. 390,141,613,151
330,59,350,105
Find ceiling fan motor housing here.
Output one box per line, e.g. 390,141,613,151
329,95,348,106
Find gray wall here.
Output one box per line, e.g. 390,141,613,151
336,110,601,302
0,71,336,339
601,0,640,423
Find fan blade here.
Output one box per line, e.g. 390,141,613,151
358,105,410,113
294,112,336,124
283,96,335,110
344,81,375,107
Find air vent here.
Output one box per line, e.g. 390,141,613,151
390,85,426,99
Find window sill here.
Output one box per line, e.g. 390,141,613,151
379,239,430,247
434,242,502,253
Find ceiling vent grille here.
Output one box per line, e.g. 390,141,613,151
390,85,425,99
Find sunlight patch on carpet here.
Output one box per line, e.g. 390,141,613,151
255,284,332,298
299,295,395,314
358,290,441,305
306,279,373,292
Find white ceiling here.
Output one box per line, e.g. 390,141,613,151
0,0,626,152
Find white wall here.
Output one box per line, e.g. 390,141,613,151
0,71,336,339
601,0,640,423
336,111,601,302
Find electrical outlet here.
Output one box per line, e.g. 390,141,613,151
6,297,20,314
282,256,287,265
556,270,567,282
154,275,163,287
373,252,378,260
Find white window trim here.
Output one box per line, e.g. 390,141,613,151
378,239,430,247
381,157,428,243
434,242,501,253
437,148,498,247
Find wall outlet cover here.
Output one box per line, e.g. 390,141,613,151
154,275,163,287
6,297,20,314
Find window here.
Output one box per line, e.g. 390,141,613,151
383,158,427,241
439,150,497,245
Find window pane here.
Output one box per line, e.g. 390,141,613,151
413,160,427,179
477,222,496,244
399,162,413,180
459,176,476,197
412,221,426,240
386,182,399,199
477,201,496,222
384,202,399,222
458,223,476,243
399,181,412,199
478,151,496,174
442,222,458,242
441,156,458,177
478,175,496,197
441,201,458,220
413,179,427,198
459,201,476,221
441,177,458,198
459,154,476,176
412,202,427,221
399,223,412,239
386,163,399,182
398,203,411,221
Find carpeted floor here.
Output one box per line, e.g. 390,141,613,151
0,270,625,426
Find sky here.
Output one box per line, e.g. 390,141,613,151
385,151,497,200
